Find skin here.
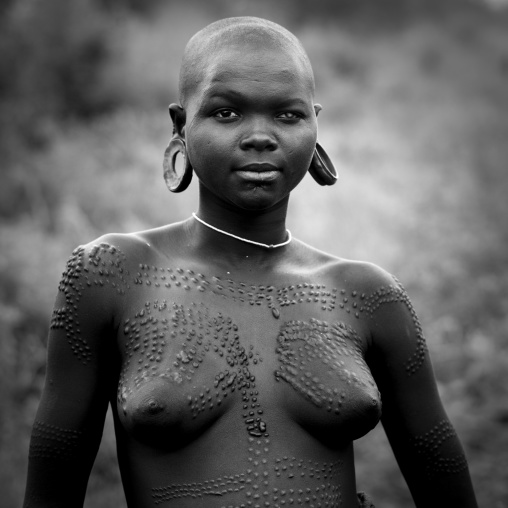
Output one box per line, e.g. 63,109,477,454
23,18,478,508
172,41,319,247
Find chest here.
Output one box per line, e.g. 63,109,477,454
114,273,381,447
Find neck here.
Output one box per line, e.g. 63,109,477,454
192,213,291,249
191,189,290,263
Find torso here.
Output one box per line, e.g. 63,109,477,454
90,227,382,508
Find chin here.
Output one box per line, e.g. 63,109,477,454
233,183,292,210
232,193,287,213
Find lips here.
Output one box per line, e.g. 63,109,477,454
235,163,280,182
237,162,279,171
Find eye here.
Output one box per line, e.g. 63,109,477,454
213,109,240,120
276,111,303,122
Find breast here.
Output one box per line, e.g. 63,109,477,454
116,302,262,450
118,374,232,450
273,318,382,444
115,299,381,450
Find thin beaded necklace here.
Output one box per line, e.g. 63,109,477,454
192,212,292,249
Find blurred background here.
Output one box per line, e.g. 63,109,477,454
1,0,507,506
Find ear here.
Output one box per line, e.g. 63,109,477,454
314,103,323,117
168,103,186,138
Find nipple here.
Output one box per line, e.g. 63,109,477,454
123,379,171,426
145,398,165,415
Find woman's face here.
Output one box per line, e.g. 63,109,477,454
182,44,319,212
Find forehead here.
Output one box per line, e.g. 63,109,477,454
194,44,314,102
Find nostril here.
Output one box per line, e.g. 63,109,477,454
240,133,277,151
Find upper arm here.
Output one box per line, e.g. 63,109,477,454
24,240,129,507
360,266,477,507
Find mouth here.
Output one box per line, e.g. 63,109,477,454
236,163,280,182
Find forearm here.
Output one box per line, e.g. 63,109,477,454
24,458,88,508
387,417,478,508
410,475,478,508
23,419,103,507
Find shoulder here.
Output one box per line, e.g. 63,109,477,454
70,221,190,272
328,258,395,286
55,234,138,312
325,259,414,318
293,239,398,291
62,232,145,282
58,221,192,295
56,230,156,304
81,227,175,257
334,261,425,369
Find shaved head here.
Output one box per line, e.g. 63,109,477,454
178,17,315,107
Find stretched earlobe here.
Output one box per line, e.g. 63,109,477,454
309,142,338,186
163,137,193,193
168,103,186,138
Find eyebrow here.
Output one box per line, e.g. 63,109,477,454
205,88,310,107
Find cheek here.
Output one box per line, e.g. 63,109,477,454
287,129,317,169
186,128,232,173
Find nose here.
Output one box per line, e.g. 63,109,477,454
239,118,277,152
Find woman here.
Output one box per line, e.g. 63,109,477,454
23,17,478,508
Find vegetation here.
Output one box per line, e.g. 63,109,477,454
1,1,507,506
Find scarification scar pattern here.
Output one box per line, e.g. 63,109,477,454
49,243,439,506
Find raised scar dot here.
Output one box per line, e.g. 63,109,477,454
363,277,428,376
412,420,469,477
54,244,129,364
29,420,83,461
